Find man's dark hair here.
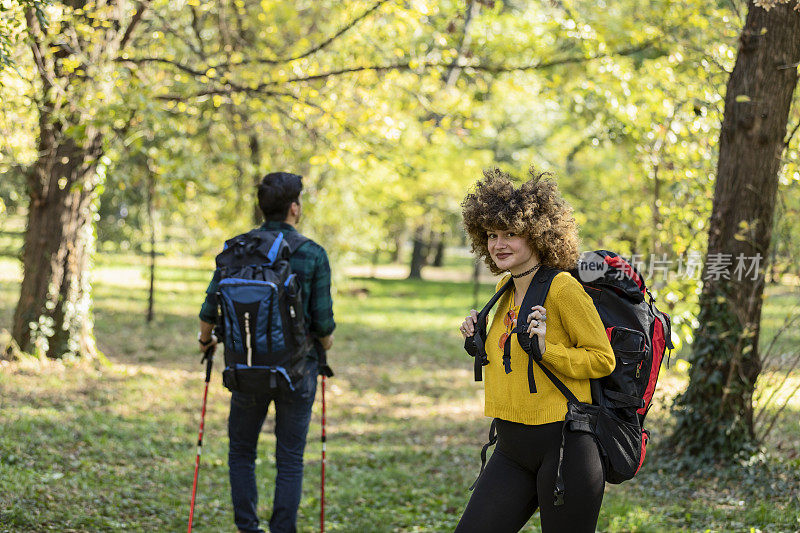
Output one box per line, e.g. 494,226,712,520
257,172,303,222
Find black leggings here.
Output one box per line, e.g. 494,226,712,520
455,419,605,533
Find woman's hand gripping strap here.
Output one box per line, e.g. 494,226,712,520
465,278,515,382
514,267,560,393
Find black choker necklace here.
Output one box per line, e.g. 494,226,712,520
511,263,540,279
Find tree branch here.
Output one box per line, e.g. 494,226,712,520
119,1,152,50
445,0,478,88
784,117,800,148
148,8,205,59
138,40,655,100
727,0,742,21
211,0,389,68
24,6,54,90
190,5,208,56
547,0,580,25
118,56,209,77
155,87,294,101
290,0,389,62
268,41,655,85
270,91,375,146
757,361,800,442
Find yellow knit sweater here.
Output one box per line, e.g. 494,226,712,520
484,272,616,426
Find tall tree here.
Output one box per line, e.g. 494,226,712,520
670,0,800,458
12,1,148,358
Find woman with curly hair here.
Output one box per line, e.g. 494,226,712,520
456,168,615,533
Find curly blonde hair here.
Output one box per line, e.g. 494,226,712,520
461,167,581,275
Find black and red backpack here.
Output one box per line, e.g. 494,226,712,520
465,250,673,504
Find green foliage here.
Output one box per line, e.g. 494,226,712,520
0,1,47,73
1,0,734,267
2,0,784,302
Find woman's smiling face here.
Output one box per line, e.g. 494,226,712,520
486,229,535,273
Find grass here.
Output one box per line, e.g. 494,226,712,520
1,252,799,532
758,282,800,365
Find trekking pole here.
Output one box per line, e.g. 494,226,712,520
315,339,334,533
188,346,214,533
320,373,327,533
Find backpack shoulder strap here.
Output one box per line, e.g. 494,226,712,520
216,229,279,270
281,231,311,255
534,359,580,403
513,266,562,394
465,277,514,382
280,231,331,376
510,267,581,402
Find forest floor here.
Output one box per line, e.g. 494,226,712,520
0,251,799,532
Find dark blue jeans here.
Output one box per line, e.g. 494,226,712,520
228,361,317,533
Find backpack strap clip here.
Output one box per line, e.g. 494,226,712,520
469,418,498,491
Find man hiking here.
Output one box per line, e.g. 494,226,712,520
197,171,335,533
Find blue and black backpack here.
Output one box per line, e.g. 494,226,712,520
213,228,313,393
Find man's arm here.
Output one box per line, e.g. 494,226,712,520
198,320,217,353
308,246,336,348
318,334,333,351
198,270,221,353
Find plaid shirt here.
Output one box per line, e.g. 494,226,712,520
199,222,336,340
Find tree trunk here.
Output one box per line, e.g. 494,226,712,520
250,133,263,225
408,227,428,279
391,233,403,263
432,236,446,267
12,132,103,359
767,228,780,284
146,163,156,324
670,2,800,459
10,3,142,359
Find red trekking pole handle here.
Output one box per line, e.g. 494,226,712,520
188,347,214,533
